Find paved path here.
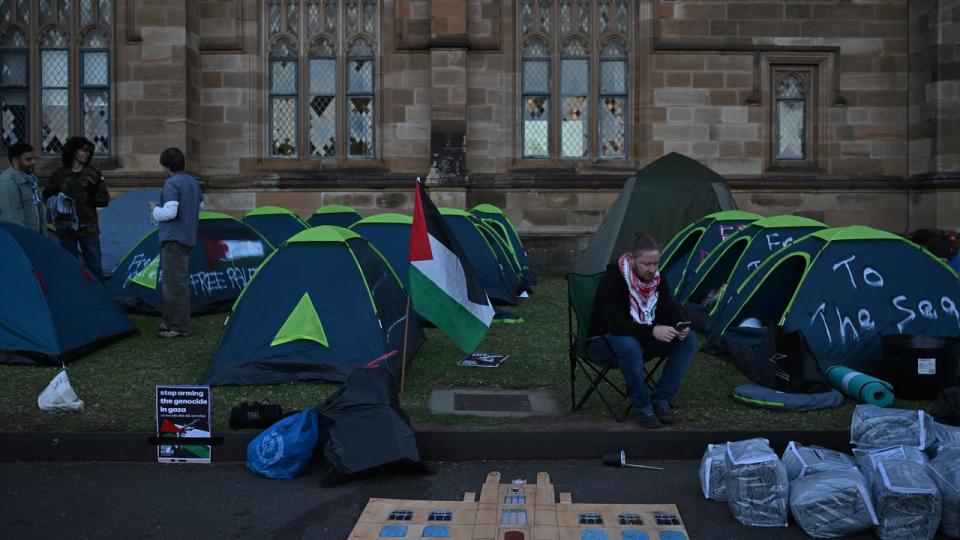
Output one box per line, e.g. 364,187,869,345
1,459,877,539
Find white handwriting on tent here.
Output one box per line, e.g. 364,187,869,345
765,233,796,252
894,295,960,333
124,253,151,287
831,255,884,290
188,267,257,296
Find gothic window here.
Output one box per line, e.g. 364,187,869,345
774,71,807,161
518,0,631,161
266,0,377,160
1,0,112,155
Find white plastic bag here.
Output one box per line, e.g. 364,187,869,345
37,370,84,412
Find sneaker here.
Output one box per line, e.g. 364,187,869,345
653,401,675,425
635,406,662,429
158,322,169,331
158,329,191,339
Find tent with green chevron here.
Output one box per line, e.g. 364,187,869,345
471,203,537,289
241,206,308,247
307,204,362,228
203,226,423,385
107,211,271,315
676,214,827,331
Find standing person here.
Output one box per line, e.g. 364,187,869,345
42,137,110,282
150,147,203,339
0,142,43,233
587,232,697,429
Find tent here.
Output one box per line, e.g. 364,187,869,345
471,203,537,288
706,226,960,374
677,215,827,330
242,206,308,248
659,210,761,295
99,188,161,277
204,226,423,385
0,223,135,365
349,213,413,287
108,211,271,315
307,204,362,228
570,152,738,275
440,207,520,305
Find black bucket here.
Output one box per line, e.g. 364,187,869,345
883,334,960,401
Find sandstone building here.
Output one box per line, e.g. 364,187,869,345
4,0,958,266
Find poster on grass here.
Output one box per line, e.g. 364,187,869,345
156,385,212,463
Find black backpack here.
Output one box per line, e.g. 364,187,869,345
748,325,831,394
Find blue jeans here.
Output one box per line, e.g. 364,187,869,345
58,234,105,284
588,332,698,410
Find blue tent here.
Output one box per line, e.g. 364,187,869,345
204,226,423,385
307,204,362,228
242,206,308,247
99,188,161,277
349,213,412,287
440,208,520,305
706,226,960,374
108,211,271,315
471,203,537,288
0,223,135,364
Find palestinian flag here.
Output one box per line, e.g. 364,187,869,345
409,177,494,353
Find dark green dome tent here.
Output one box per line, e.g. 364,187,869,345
307,204,362,228
242,206,308,247
204,226,423,385
471,203,537,288
677,215,827,331
0,223,135,365
349,213,413,287
659,210,761,295
440,207,521,305
570,152,738,276
706,226,960,375
108,211,272,315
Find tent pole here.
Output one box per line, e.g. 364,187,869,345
399,295,412,403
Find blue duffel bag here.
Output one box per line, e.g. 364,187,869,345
247,408,319,480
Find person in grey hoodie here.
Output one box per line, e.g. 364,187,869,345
150,147,203,338
0,142,43,233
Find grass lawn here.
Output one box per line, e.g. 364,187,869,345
0,273,931,433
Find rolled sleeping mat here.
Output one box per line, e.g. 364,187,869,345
825,365,894,407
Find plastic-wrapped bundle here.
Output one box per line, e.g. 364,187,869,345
928,447,960,538
850,405,934,450
931,421,960,458
862,459,942,540
699,443,728,501
782,441,856,481
854,445,929,472
789,468,878,538
724,437,789,527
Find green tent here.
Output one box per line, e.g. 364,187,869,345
570,153,737,275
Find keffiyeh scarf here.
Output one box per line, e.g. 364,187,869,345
619,253,660,325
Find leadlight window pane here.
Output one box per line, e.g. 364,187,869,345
82,51,108,86
271,97,297,156
16,0,27,22
57,0,68,21
348,39,373,56
618,513,643,526
81,28,109,48
777,74,804,99
1,0,9,23
99,0,111,26
307,0,320,34
1,28,25,47
500,509,527,525
559,0,571,33
564,39,587,58
521,0,533,35
504,495,526,504
309,95,335,157
325,0,337,32
777,100,804,160
1,51,26,86
347,0,359,33
522,60,549,94
1,90,27,147
268,0,281,34
427,510,453,521
599,96,626,158
599,0,609,34
523,96,549,158
287,1,299,35
42,50,69,87
578,0,589,33
41,89,68,154
538,0,549,33
310,57,335,94
363,0,375,33
600,59,625,94
348,60,373,92
616,0,628,32
82,89,109,153
348,96,374,157
561,58,587,95
81,0,93,25
271,59,297,93
562,100,588,158
39,0,50,25
41,28,68,48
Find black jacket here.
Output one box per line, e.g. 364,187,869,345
588,263,683,344
43,166,110,238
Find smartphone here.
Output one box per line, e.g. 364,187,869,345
675,321,692,331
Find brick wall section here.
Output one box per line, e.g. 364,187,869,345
653,0,908,179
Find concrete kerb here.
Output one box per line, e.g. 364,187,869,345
0,429,851,462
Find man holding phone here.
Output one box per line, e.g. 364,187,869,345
587,232,697,429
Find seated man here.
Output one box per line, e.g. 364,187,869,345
587,232,697,429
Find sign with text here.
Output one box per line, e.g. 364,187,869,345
156,385,212,463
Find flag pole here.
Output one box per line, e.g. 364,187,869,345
399,295,412,403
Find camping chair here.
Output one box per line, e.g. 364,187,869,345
567,273,667,422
